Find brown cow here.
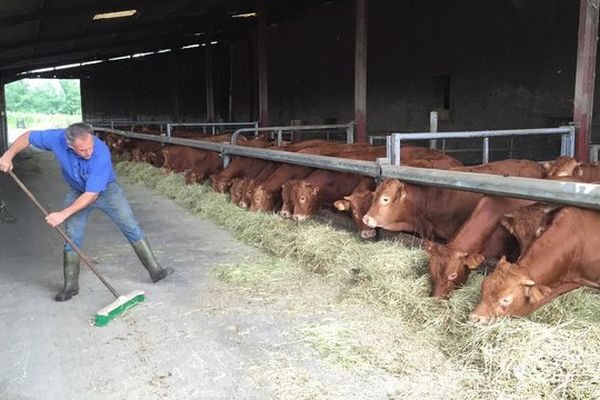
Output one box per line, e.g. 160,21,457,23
249,143,371,212
362,159,546,241
334,148,463,239
470,207,600,322
500,203,562,253
426,195,532,299
542,156,579,178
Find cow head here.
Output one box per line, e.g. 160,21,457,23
543,156,580,178
292,181,320,221
229,178,247,206
211,176,233,193
500,204,560,254
250,185,279,212
362,179,417,231
469,257,552,323
426,240,484,299
240,179,256,209
279,180,298,219
334,190,376,240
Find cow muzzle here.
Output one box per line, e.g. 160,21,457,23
279,210,291,219
292,214,308,221
362,214,378,228
468,312,490,324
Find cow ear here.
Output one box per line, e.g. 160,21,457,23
423,239,435,252
334,199,350,211
523,282,552,304
501,214,515,233
542,162,551,170
463,253,485,270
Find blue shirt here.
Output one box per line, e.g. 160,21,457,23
29,128,116,193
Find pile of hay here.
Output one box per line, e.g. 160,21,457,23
117,161,600,399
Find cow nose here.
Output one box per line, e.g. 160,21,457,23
469,313,487,324
239,201,248,209
279,210,291,219
362,214,377,228
360,229,376,240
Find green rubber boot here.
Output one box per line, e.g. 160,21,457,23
55,251,80,302
132,238,174,283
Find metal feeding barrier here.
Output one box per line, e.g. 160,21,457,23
166,122,259,138
230,122,355,147
92,124,600,211
386,126,576,165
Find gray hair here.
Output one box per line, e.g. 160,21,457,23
66,123,94,145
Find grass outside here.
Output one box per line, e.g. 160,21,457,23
117,160,600,400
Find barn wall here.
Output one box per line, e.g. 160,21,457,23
77,0,597,160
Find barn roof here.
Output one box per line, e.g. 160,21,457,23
0,0,334,77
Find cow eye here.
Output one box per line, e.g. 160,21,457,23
381,196,390,204
499,296,513,308
447,272,458,281
300,196,306,202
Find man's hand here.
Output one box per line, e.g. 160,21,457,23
46,211,68,228
0,154,13,173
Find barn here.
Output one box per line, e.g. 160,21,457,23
1,1,600,399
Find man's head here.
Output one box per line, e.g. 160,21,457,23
66,123,95,160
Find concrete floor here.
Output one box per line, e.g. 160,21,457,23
0,151,275,399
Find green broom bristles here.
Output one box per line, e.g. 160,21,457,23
94,290,145,327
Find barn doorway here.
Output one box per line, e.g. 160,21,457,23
3,78,82,145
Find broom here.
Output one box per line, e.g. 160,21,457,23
8,170,144,326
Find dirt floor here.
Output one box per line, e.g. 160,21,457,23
0,151,405,399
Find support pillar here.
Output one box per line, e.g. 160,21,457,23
573,0,600,161
354,0,368,144
0,80,7,153
206,44,215,123
257,0,269,127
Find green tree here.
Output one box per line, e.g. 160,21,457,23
5,79,81,115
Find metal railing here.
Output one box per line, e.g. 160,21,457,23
166,121,258,138
230,122,355,147
590,144,600,162
93,125,600,211
387,126,576,165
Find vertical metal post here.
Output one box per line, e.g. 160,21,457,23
391,133,401,165
483,137,490,164
354,0,368,144
229,42,234,122
166,123,172,139
223,153,231,168
206,43,215,123
277,129,283,146
429,111,438,149
347,122,355,144
212,126,216,135
0,82,7,153
257,0,269,127
573,0,600,161
386,135,391,160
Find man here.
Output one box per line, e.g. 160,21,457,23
0,123,173,301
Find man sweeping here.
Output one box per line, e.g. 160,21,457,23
0,123,173,301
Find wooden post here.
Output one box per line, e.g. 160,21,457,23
257,0,269,127
206,43,215,123
354,0,368,144
573,0,600,161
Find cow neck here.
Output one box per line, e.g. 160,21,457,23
450,197,534,253
421,186,481,241
518,213,583,289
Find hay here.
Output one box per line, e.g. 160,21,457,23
118,161,600,399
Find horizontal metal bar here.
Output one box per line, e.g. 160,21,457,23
94,127,226,152
169,122,257,127
94,127,379,177
381,165,600,210
95,126,600,211
220,145,379,177
389,127,571,141
231,122,354,145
